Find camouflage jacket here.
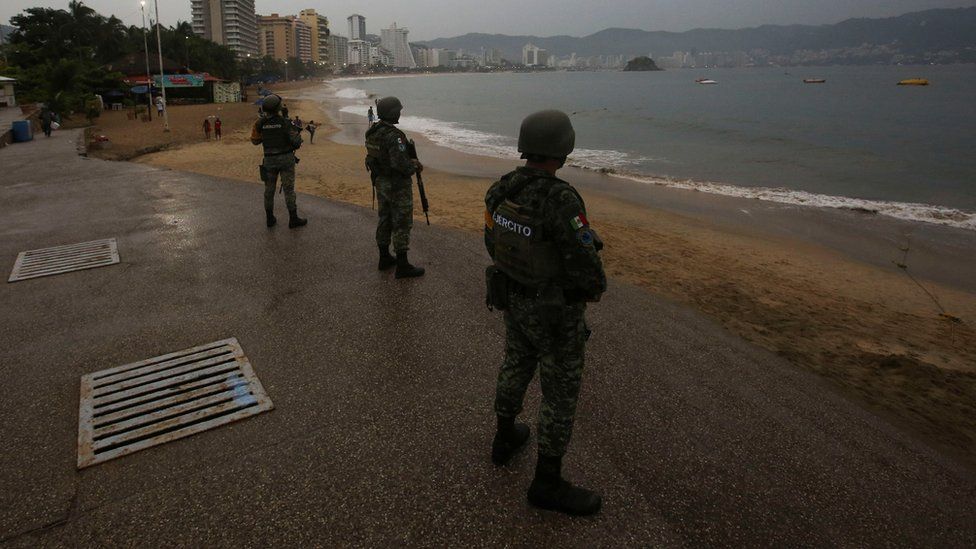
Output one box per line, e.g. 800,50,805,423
484,166,607,301
250,114,302,155
365,121,416,178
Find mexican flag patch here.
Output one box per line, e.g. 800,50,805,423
570,214,588,231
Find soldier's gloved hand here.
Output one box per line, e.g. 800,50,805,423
413,160,424,173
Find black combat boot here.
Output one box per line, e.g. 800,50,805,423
394,251,425,278
378,246,396,271
266,209,277,228
288,209,307,228
491,415,530,466
527,454,602,516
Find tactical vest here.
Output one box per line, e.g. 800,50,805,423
364,123,399,176
259,116,293,156
490,182,564,288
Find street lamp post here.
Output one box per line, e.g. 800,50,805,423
153,0,170,131
140,1,153,121
284,60,289,82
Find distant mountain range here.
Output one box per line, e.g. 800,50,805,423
0,24,14,45
423,7,976,66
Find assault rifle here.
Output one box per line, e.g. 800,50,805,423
405,139,430,225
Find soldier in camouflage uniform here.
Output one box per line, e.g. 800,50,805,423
251,94,307,228
484,110,607,516
364,96,425,278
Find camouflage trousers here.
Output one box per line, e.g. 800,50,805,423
374,175,414,253
263,153,297,212
495,293,588,457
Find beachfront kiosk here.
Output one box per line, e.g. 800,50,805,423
0,76,16,108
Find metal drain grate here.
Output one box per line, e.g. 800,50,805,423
77,338,273,468
9,238,119,282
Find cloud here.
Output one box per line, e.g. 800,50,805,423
2,0,972,41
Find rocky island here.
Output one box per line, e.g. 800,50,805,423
623,56,662,71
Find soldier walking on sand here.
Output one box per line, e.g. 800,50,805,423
364,96,425,278
484,110,607,516
251,94,307,229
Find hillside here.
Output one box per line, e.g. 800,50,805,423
0,24,14,45
424,7,976,66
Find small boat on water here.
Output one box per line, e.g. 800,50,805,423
803,78,826,84
897,78,929,86
696,78,718,85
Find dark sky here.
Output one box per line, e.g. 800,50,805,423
2,0,974,41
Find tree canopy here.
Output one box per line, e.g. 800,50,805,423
0,1,247,112
0,1,330,112
623,56,662,71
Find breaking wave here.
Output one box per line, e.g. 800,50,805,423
334,87,370,99
338,105,642,173
337,105,975,231
616,173,976,231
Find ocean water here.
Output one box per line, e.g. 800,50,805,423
325,66,976,230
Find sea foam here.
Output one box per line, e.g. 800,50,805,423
617,173,976,231
336,104,975,232
339,105,637,172
334,88,370,99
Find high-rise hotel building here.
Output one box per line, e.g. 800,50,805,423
258,14,312,63
380,23,416,68
299,9,331,66
191,0,259,57
347,14,367,41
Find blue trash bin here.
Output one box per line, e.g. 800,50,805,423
12,120,33,143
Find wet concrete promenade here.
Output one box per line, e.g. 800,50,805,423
0,130,973,546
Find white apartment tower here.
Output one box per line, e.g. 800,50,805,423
191,0,259,57
348,40,369,67
522,43,548,66
347,14,367,41
380,23,417,68
329,34,349,70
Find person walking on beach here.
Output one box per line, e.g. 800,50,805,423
214,117,222,140
41,107,54,138
305,120,317,143
483,110,606,517
251,94,307,229
364,96,424,278
367,106,375,126
203,118,211,140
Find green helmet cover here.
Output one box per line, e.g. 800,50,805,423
377,96,403,122
517,110,575,159
262,94,282,114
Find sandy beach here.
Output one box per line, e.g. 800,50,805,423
86,80,976,467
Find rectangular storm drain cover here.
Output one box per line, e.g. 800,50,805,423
9,238,119,282
77,337,273,468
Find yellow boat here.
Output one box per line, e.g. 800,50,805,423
897,78,929,86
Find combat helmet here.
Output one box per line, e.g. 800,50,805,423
262,94,282,114
376,96,403,123
517,110,575,159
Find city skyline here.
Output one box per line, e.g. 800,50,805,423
2,0,974,42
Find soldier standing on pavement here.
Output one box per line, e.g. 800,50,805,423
484,110,607,516
251,94,307,229
364,96,425,278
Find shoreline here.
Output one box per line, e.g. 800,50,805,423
319,72,976,233
122,86,976,468
316,85,976,294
